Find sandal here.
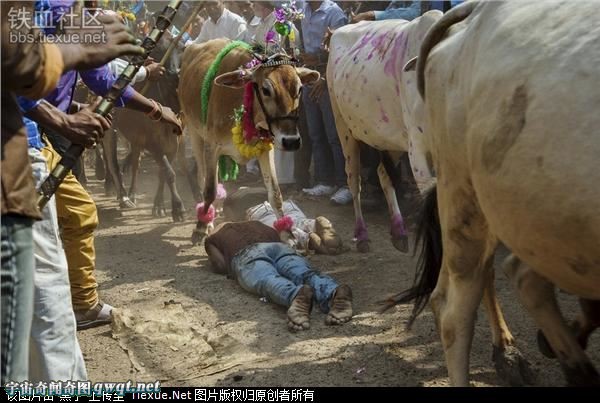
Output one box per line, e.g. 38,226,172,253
75,301,113,330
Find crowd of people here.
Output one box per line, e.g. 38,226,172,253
1,0,463,386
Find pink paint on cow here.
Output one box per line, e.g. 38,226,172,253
391,213,407,238
384,33,408,83
354,218,369,242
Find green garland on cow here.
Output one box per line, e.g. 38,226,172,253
201,40,252,182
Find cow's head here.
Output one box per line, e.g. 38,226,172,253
215,55,320,151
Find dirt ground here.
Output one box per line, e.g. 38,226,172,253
77,156,599,387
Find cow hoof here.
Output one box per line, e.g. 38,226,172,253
119,197,136,209
493,345,536,386
392,235,409,253
171,202,186,222
356,240,370,253
537,329,556,359
191,229,206,245
152,205,166,217
172,210,185,222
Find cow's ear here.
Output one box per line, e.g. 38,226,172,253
214,70,252,88
403,57,417,72
296,67,320,85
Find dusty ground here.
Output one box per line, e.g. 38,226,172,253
78,156,599,387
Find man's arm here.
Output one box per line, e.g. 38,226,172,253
79,66,181,133
205,242,228,275
2,2,143,99
24,99,111,148
1,2,62,99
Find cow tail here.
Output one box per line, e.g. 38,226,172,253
379,185,442,329
417,1,477,100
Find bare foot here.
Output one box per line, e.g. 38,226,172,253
287,285,313,331
325,285,353,325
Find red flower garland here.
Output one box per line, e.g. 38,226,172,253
274,215,294,233
242,82,258,143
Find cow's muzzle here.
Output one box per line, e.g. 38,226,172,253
281,135,302,151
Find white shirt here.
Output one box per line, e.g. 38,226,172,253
108,58,147,84
246,15,261,42
190,8,248,45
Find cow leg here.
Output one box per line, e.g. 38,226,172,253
191,141,217,245
176,136,201,200
377,159,408,253
94,146,106,181
431,186,494,386
573,299,600,350
331,92,369,252
101,134,115,196
153,159,167,218
103,129,135,208
258,150,293,244
127,145,141,204
503,255,600,386
483,264,534,385
189,128,206,201
163,153,185,222
538,298,600,359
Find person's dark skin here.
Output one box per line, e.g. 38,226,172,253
205,0,225,22
27,90,181,148
26,100,111,148
58,13,145,72
239,1,255,22
125,91,182,134
350,10,376,23
143,58,166,81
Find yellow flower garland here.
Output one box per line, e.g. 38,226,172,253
231,122,273,159
118,10,136,21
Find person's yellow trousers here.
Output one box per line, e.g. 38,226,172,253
41,141,98,312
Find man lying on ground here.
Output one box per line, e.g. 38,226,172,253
204,221,353,331
222,187,347,255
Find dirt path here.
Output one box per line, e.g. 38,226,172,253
78,159,598,387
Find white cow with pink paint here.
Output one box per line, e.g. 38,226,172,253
327,11,441,253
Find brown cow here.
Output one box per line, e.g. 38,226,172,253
104,107,189,222
178,38,319,244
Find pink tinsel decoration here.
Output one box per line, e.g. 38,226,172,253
216,183,227,200
242,82,259,142
196,202,216,224
273,215,294,233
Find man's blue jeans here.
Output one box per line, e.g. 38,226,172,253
1,215,35,383
232,242,339,313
